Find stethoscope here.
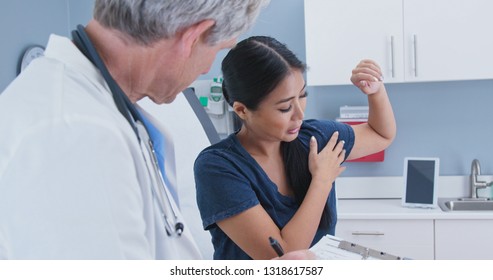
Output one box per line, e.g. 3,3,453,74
72,24,184,237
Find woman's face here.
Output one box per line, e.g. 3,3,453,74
244,70,307,143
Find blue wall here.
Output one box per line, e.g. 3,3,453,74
0,0,93,91
2,0,492,176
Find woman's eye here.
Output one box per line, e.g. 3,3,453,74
279,105,292,113
300,91,309,98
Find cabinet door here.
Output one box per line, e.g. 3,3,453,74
403,0,493,82
304,0,404,85
336,219,435,259
435,219,493,260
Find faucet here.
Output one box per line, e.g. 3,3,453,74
470,159,493,199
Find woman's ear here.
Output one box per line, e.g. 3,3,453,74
233,101,249,121
178,19,215,57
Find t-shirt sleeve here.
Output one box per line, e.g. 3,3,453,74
194,151,259,230
303,119,355,161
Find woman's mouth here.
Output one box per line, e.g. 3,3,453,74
288,127,300,134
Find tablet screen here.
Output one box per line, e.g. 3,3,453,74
403,158,439,208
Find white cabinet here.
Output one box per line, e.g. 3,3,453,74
304,0,403,85
304,0,493,85
403,0,493,82
336,219,435,260
337,218,493,260
435,219,493,260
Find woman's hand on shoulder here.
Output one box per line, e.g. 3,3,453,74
350,59,384,95
308,132,346,187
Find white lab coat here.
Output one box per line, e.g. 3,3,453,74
0,34,201,259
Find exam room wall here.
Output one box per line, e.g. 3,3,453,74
1,0,492,177
0,0,94,92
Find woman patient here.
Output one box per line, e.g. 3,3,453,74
194,36,396,260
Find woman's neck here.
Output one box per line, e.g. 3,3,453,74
236,127,281,158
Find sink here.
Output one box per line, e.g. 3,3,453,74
439,197,493,212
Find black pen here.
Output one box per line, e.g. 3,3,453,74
269,236,284,257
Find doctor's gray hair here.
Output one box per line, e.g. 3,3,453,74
93,0,270,46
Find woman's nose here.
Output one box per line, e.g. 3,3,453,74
292,101,304,120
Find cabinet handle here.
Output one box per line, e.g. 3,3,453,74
351,231,385,236
412,34,418,77
390,36,395,78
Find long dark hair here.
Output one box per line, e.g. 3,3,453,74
221,36,330,229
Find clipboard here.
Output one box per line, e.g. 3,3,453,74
310,235,408,260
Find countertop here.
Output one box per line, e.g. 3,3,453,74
337,198,493,220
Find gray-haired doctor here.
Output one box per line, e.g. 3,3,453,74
0,0,270,259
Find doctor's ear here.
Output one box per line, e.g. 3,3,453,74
233,102,249,120
178,19,215,57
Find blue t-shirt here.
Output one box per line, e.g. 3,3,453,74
194,119,354,260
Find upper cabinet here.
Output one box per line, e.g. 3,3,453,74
304,0,493,86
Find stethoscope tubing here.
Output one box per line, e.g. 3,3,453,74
71,25,183,237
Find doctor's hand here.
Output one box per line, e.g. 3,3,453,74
350,59,384,95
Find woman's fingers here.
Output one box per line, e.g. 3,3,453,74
351,59,384,89
308,132,347,185
309,136,318,157
320,131,344,158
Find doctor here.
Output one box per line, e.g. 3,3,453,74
0,0,270,259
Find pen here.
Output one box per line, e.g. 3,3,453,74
269,236,284,257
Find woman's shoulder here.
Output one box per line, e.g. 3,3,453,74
195,134,245,165
302,119,346,129
300,119,354,145
198,134,236,153
300,119,349,136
